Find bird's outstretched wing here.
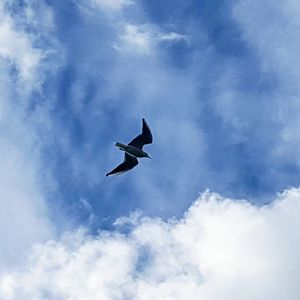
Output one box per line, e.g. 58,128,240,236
106,153,138,176
128,118,153,149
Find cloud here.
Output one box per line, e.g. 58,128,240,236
75,0,133,18
0,23,41,82
0,6,43,83
0,1,62,269
1,188,300,299
0,1,60,86
116,24,153,54
89,0,133,11
231,0,300,166
0,131,53,268
158,32,187,42
114,23,187,54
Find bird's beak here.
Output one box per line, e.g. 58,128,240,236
148,155,152,159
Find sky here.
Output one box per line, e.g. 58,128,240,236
0,0,300,299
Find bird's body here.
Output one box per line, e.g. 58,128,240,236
115,142,150,158
106,118,153,177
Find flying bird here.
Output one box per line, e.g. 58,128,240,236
106,118,153,176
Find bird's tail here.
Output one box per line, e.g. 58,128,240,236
115,142,126,149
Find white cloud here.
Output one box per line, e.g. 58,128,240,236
75,0,133,18
115,23,187,54
228,0,300,165
0,1,61,270
0,73,54,269
158,31,187,42
232,0,300,82
0,12,43,83
89,0,133,11
0,131,53,269
1,189,300,299
0,1,59,85
118,24,153,54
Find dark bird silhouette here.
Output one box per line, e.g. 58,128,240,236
106,118,153,176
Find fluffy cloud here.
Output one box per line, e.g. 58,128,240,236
1,189,299,299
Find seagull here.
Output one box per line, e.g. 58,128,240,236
106,118,153,176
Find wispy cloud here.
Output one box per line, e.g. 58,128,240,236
0,4,42,83
1,189,300,299
232,0,300,168
0,1,61,86
75,0,133,18
114,23,187,54
89,0,133,11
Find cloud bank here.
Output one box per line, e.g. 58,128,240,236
1,189,299,300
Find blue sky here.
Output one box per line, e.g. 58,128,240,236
1,0,300,299
36,0,299,226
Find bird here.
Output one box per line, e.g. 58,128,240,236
106,118,153,176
